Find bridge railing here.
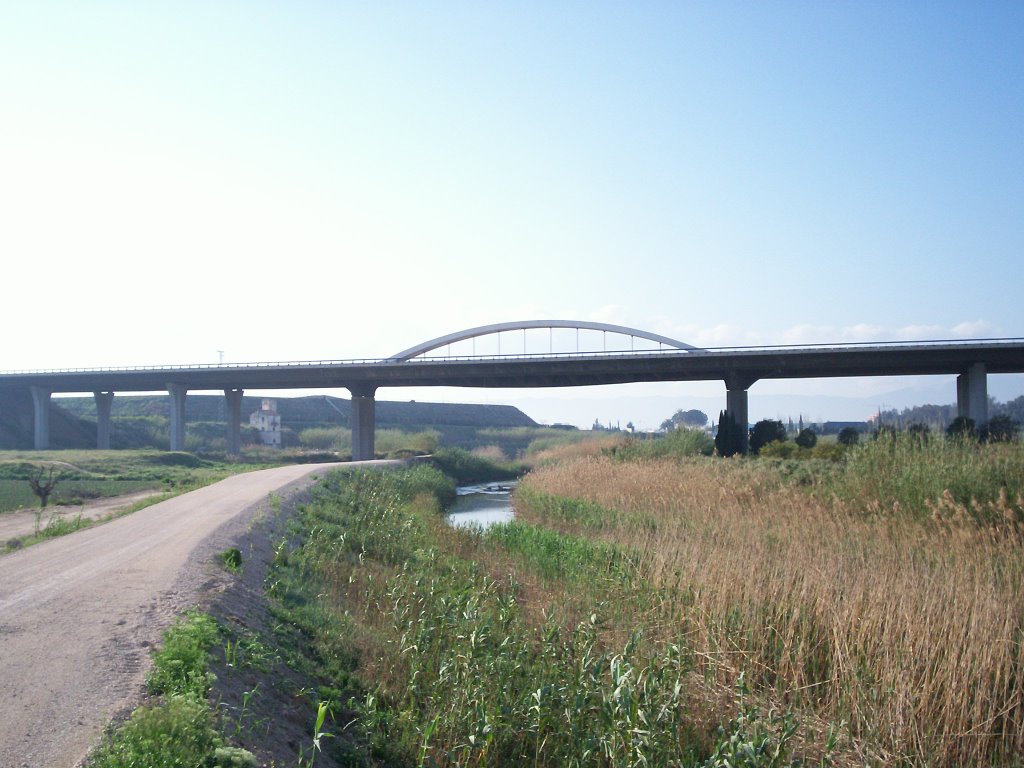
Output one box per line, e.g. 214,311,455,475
0,338,1020,377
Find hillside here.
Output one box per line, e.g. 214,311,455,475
0,392,537,450
0,389,95,450
55,393,536,428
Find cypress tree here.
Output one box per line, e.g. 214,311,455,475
715,409,742,457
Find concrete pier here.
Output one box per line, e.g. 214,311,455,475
956,362,988,427
167,384,188,451
30,386,51,451
349,386,377,461
224,389,243,456
94,391,114,449
725,374,757,453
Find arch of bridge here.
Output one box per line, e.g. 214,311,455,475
388,320,698,361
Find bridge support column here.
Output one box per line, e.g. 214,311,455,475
725,374,758,454
349,385,377,461
224,389,244,456
167,383,188,452
956,362,988,427
30,386,51,451
94,391,115,449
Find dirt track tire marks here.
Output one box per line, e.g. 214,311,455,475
0,462,341,768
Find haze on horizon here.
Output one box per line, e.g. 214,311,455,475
2,2,1021,429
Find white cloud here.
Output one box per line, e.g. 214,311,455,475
951,320,998,338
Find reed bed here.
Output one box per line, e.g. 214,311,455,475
516,452,1024,765
278,467,819,766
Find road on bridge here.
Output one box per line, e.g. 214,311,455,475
0,462,345,768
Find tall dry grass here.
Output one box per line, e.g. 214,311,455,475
525,432,626,466
517,455,1024,765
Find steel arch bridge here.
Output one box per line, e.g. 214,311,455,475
389,320,699,361
1,319,1023,458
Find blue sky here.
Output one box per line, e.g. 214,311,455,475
2,2,1022,428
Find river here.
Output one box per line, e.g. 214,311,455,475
446,482,515,529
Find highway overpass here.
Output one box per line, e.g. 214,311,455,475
2,321,1022,456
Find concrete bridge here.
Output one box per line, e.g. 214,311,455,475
2,320,1023,457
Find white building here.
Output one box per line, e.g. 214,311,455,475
249,398,282,447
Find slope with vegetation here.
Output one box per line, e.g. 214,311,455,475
514,431,1024,765
79,412,1024,766
48,394,539,453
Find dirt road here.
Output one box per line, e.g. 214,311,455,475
0,462,341,768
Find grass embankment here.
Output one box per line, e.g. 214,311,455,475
517,435,1024,766
0,450,260,513
0,450,276,552
429,446,525,484
264,465,823,766
89,610,260,768
298,427,443,458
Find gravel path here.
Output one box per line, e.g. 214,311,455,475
0,462,342,768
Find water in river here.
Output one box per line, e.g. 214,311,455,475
447,482,515,529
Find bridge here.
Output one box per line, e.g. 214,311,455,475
2,320,1023,457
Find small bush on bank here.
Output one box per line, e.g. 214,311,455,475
88,610,254,768
148,610,221,698
607,427,714,461
430,447,523,484
749,420,787,455
89,693,221,768
758,441,798,459
837,427,860,446
794,428,817,449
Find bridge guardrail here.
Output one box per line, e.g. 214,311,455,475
0,338,1021,377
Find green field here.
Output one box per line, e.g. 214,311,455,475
0,449,271,515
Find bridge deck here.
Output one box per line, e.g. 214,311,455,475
1,340,1023,393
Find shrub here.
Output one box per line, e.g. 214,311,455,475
430,447,521,484
837,427,860,446
907,422,931,445
89,693,220,768
946,416,976,440
985,414,1019,443
749,419,787,455
759,441,797,459
148,611,221,698
794,428,817,449
220,547,242,572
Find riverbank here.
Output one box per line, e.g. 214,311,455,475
85,434,1024,766
214,464,838,766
